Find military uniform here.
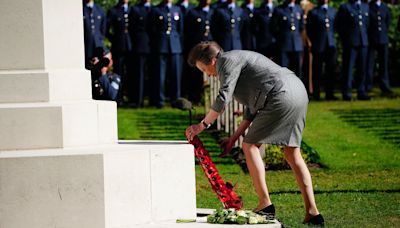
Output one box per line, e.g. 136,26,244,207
271,3,304,79
83,2,106,68
148,2,183,107
106,3,133,103
129,2,152,107
366,1,391,93
336,0,370,100
183,5,214,103
211,2,243,51
306,4,337,100
177,0,195,16
240,3,256,51
253,2,276,58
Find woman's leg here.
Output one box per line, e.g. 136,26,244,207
283,146,320,221
242,142,272,211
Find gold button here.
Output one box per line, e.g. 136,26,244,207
291,25,296,31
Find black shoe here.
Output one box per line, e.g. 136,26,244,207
255,204,275,219
303,214,325,226
357,94,371,101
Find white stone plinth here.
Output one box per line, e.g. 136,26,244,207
0,100,117,151
0,69,92,103
0,141,197,228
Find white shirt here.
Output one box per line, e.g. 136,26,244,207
86,2,94,8
246,3,254,11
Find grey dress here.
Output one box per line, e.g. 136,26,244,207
211,50,308,147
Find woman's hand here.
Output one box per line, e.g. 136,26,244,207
185,124,204,141
219,137,235,157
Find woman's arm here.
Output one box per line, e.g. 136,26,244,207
185,109,220,141
219,119,251,157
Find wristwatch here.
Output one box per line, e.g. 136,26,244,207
201,119,212,129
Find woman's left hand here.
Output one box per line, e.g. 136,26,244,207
185,124,203,141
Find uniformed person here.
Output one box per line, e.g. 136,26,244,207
366,0,393,96
106,0,133,105
241,0,256,51
129,0,153,107
253,0,276,59
212,0,227,9
148,0,184,108
183,0,214,104
177,0,195,16
271,0,304,80
83,0,106,69
306,0,337,100
211,0,243,51
336,0,370,100
178,0,196,103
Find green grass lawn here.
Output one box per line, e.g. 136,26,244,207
118,91,400,227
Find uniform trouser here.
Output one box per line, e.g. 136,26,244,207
154,53,182,106
113,51,134,101
342,45,368,98
186,67,204,104
277,51,303,80
312,46,337,98
366,43,391,92
131,54,148,106
257,44,276,60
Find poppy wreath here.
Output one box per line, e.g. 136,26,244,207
190,135,243,209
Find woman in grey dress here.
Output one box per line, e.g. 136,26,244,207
185,41,324,226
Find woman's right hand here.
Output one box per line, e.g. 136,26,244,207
219,137,235,157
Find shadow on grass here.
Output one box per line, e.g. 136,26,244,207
331,108,400,146
270,188,400,195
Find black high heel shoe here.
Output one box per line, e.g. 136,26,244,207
255,204,275,219
303,214,325,226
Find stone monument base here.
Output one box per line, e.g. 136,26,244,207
0,141,196,228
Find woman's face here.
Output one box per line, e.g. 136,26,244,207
196,59,217,77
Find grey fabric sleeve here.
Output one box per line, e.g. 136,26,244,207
243,106,255,121
211,57,242,113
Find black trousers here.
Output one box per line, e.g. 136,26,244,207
366,43,391,92
312,46,337,99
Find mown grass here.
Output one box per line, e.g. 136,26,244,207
117,89,400,227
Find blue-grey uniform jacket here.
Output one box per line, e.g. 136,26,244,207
271,3,304,52
211,3,243,51
83,3,106,60
148,3,183,54
336,1,369,47
212,50,293,121
184,6,214,51
130,3,152,54
240,5,256,51
253,3,276,50
306,5,336,53
106,4,133,54
368,2,390,45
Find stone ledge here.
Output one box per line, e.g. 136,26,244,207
0,141,196,228
0,100,117,150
